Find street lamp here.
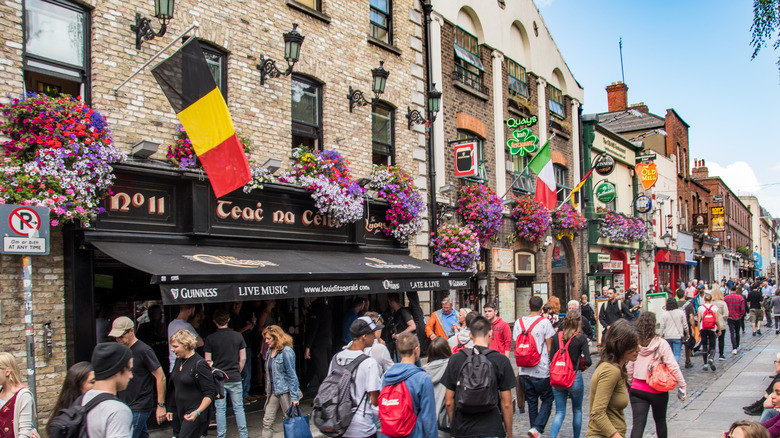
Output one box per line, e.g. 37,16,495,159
348,61,390,112
130,0,175,50
257,24,306,85
662,231,672,248
406,84,442,129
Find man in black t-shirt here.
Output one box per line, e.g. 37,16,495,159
111,316,167,438
748,286,765,335
384,293,416,362
205,309,248,438
442,315,516,438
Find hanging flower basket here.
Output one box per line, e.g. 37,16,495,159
242,161,278,194
431,223,480,273
0,93,125,226
550,203,587,240
367,165,425,244
278,147,365,225
166,125,251,169
457,183,503,243
597,207,647,243
511,195,550,245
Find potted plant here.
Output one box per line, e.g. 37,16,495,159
431,223,480,273
278,147,365,225
511,195,550,245
457,183,503,243
367,165,425,244
0,93,125,226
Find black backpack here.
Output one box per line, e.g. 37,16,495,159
312,354,369,437
455,347,498,413
49,392,118,438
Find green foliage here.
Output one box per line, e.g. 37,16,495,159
750,0,780,77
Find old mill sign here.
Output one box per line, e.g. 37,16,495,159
636,162,658,190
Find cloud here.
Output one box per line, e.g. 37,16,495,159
535,0,556,8
708,161,780,217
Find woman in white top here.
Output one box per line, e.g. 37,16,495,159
658,297,689,365
0,352,36,438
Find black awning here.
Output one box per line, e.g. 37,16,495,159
91,241,471,304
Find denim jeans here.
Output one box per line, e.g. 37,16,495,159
216,381,248,438
549,372,584,438
131,410,152,438
241,347,253,398
760,408,780,423
665,338,682,364
520,375,554,433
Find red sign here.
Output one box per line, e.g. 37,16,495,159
656,249,685,264
636,162,658,190
453,142,477,178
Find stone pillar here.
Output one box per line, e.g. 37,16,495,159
491,50,506,199
536,77,548,145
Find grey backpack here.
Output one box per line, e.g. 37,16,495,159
312,354,369,437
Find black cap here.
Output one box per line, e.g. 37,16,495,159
350,316,384,339
91,342,133,380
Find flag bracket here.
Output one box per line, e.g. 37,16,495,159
113,22,200,96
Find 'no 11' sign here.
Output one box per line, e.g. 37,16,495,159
0,204,50,255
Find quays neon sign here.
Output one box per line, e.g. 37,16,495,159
506,116,539,156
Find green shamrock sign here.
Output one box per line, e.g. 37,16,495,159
507,128,539,156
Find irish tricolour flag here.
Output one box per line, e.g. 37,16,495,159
528,140,556,210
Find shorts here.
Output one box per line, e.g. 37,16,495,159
750,309,764,324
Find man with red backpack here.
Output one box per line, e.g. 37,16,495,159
378,333,437,438
698,292,723,371
513,296,556,438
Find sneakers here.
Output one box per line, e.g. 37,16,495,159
703,363,709,371
709,358,717,371
719,355,726,361
733,348,739,355
528,428,540,438
753,332,757,336
744,406,763,416
758,330,763,335
685,361,694,369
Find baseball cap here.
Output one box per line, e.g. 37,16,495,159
697,284,705,290
108,316,135,338
349,316,384,339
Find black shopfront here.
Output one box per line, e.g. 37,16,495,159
64,162,470,366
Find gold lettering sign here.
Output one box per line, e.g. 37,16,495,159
183,254,279,268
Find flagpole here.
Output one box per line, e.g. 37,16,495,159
555,167,595,210
500,132,556,201
114,22,200,95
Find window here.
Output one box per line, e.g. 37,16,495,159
554,164,570,203
291,75,322,150
23,0,89,99
370,0,391,44
454,27,485,93
511,154,533,194
372,103,394,165
457,129,487,183
548,85,565,118
507,59,528,98
199,42,227,98
293,0,319,10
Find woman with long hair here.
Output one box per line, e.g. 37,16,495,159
721,421,770,438
711,288,730,360
167,330,215,438
627,312,686,438
588,319,639,438
548,311,591,438
423,336,453,438
658,297,688,364
261,325,300,438
46,362,94,436
0,352,36,438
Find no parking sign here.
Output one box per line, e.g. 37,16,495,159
0,204,50,254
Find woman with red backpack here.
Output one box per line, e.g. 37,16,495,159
547,312,591,438
626,312,687,438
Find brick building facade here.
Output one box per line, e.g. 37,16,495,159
428,0,584,318
0,0,432,417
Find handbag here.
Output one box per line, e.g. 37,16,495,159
437,403,450,432
647,346,677,392
284,405,313,438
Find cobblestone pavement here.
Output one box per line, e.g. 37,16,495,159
151,326,778,438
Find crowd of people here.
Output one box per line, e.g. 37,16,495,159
2,277,779,437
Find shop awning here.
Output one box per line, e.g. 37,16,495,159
92,241,472,305
454,44,486,71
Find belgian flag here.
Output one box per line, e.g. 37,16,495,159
152,38,251,198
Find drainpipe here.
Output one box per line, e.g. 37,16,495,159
423,0,437,253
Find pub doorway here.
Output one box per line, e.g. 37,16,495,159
550,239,573,304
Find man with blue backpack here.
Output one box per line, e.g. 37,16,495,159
441,315,516,438
378,333,437,438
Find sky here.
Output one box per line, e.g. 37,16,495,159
537,0,780,217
